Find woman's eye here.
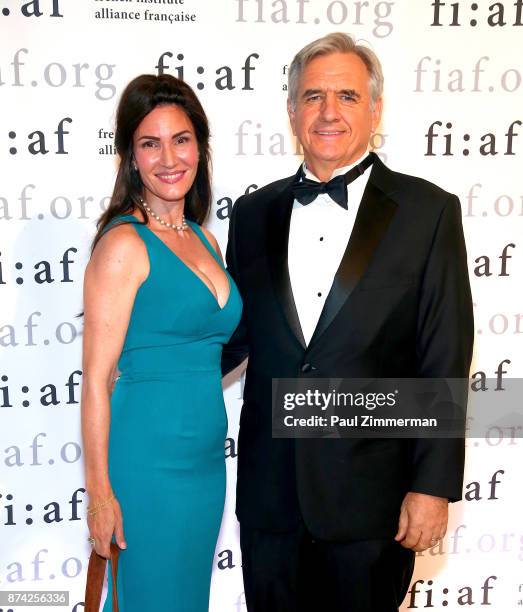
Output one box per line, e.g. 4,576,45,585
142,141,157,148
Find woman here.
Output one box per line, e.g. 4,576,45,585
81,74,242,611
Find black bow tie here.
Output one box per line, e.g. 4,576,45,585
292,153,375,209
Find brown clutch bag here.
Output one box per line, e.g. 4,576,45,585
84,542,120,612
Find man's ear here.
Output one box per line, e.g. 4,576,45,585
371,97,383,133
287,98,297,136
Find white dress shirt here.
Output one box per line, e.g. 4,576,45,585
288,152,372,345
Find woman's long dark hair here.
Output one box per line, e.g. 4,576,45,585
91,74,211,252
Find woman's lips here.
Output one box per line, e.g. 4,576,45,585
155,171,185,184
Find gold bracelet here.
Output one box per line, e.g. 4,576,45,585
87,497,114,516
87,494,115,516
87,493,115,511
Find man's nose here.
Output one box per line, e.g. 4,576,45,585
320,93,340,121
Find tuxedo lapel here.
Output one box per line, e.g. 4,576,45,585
308,157,399,348
267,168,307,349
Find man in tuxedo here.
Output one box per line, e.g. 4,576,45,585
222,32,473,612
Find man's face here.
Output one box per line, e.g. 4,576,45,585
288,52,382,181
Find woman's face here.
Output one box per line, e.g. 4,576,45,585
132,104,199,209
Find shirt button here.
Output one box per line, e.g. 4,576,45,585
317,292,322,297
319,236,324,241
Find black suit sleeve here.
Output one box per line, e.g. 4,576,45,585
222,197,250,376
411,194,474,502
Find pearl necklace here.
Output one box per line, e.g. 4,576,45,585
140,198,188,231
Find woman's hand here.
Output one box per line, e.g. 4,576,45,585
87,496,127,558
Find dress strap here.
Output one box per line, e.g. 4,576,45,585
188,221,224,269
100,213,142,236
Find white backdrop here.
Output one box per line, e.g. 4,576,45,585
1,1,522,610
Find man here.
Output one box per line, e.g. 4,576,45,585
222,32,473,611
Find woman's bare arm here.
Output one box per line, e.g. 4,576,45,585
81,222,148,555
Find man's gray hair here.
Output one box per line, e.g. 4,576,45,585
288,32,384,110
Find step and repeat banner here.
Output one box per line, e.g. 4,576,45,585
1,1,522,610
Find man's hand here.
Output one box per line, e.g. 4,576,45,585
394,491,448,552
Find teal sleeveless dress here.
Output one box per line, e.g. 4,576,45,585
100,214,242,612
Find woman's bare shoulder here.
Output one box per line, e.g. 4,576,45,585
88,219,148,281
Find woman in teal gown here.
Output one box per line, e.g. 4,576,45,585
81,74,242,611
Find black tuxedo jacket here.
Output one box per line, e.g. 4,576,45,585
222,154,474,541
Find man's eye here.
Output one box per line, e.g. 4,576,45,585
307,95,321,102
